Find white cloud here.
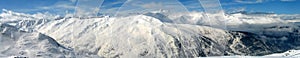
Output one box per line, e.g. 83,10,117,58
35,0,106,16
74,0,104,16
234,0,264,4
39,2,75,10
113,0,190,16
33,0,76,15
141,2,164,9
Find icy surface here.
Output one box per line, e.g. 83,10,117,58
0,10,300,57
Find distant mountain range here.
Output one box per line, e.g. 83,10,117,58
0,10,300,58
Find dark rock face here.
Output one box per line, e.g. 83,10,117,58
227,30,300,56
228,31,273,56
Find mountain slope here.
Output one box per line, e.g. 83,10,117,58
32,15,299,57
0,23,76,58
1,10,300,57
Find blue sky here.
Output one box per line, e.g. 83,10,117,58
0,0,299,15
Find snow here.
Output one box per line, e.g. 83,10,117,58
0,10,300,57
34,15,231,57
199,50,300,58
0,23,76,58
266,50,300,57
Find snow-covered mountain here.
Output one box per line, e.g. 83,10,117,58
0,23,75,58
0,10,300,58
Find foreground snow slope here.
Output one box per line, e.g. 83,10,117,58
267,50,300,57
0,23,75,58
0,10,300,57
200,50,300,58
